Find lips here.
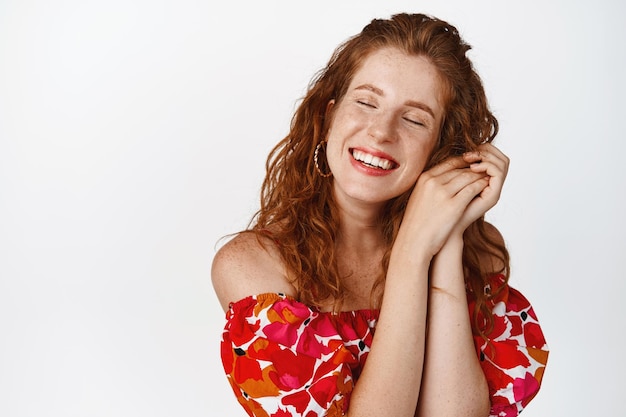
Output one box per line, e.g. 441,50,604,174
351,148,398,170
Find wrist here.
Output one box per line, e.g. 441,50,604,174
389,239,433,272
393,224,438,264
430,237,466,294
440,232,464,253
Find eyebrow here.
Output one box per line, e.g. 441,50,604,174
354,83,436,119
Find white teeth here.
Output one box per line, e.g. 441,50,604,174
352,150,394,170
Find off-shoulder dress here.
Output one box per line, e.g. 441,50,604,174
219,274,549,417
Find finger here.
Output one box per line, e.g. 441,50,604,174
468,158,506,179
442,169,489,195
426,155,470,176
464,144,509,172
464,181,499,218
418,169,488,206
418,165,486,195
467,151,509,179
472,169,505,209
453,175,490,204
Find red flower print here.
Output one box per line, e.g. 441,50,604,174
271,410,292,417
309,373,343,408
513,372,540,405
227,302,261,346
221,331,234,374
220,290,547,417
522,320,546,348
268,347,316,390
490,344,531,370
282,390,312,414
264,321,300,347
233,354,263,384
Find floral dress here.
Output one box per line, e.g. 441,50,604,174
220,275,549,417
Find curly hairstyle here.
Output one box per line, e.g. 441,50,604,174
249,13,509,337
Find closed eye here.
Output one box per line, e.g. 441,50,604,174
403,117,425,127
357,100,376,108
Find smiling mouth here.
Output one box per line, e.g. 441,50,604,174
351,149,398,170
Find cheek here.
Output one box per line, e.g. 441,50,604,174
326,105,362,138
324,109,355,159
416,133,439,167
324,133,344,172
404,141,437,178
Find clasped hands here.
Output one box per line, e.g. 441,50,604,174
400,143,510,258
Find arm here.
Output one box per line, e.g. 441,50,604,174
416,235,490,417
416,144,509,417
213,146,508,417
345,233,431,417
347,151,498,417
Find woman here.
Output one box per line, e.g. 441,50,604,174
212,13,548,417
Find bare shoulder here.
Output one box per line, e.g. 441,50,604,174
211,231,295,312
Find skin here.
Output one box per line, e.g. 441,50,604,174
325,49,444,210
212,47,509,417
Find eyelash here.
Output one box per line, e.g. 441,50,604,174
404,117,425,127
357,100,376,108
356,99,426,127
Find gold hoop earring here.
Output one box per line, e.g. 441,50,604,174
314,141,332,178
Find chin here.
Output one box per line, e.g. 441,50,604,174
337,186,400,206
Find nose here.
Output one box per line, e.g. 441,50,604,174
367,111,396,143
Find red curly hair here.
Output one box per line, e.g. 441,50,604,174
249,13,509,337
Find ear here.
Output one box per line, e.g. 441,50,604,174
325,99,335,116
324,99,336,131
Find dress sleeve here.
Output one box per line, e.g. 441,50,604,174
220,293,357,417
470,276,549,417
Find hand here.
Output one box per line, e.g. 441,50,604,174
453,143,509,234
398,154,491,259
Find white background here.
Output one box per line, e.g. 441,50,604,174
1,0,624,416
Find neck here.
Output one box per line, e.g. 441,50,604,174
335,199,386,258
